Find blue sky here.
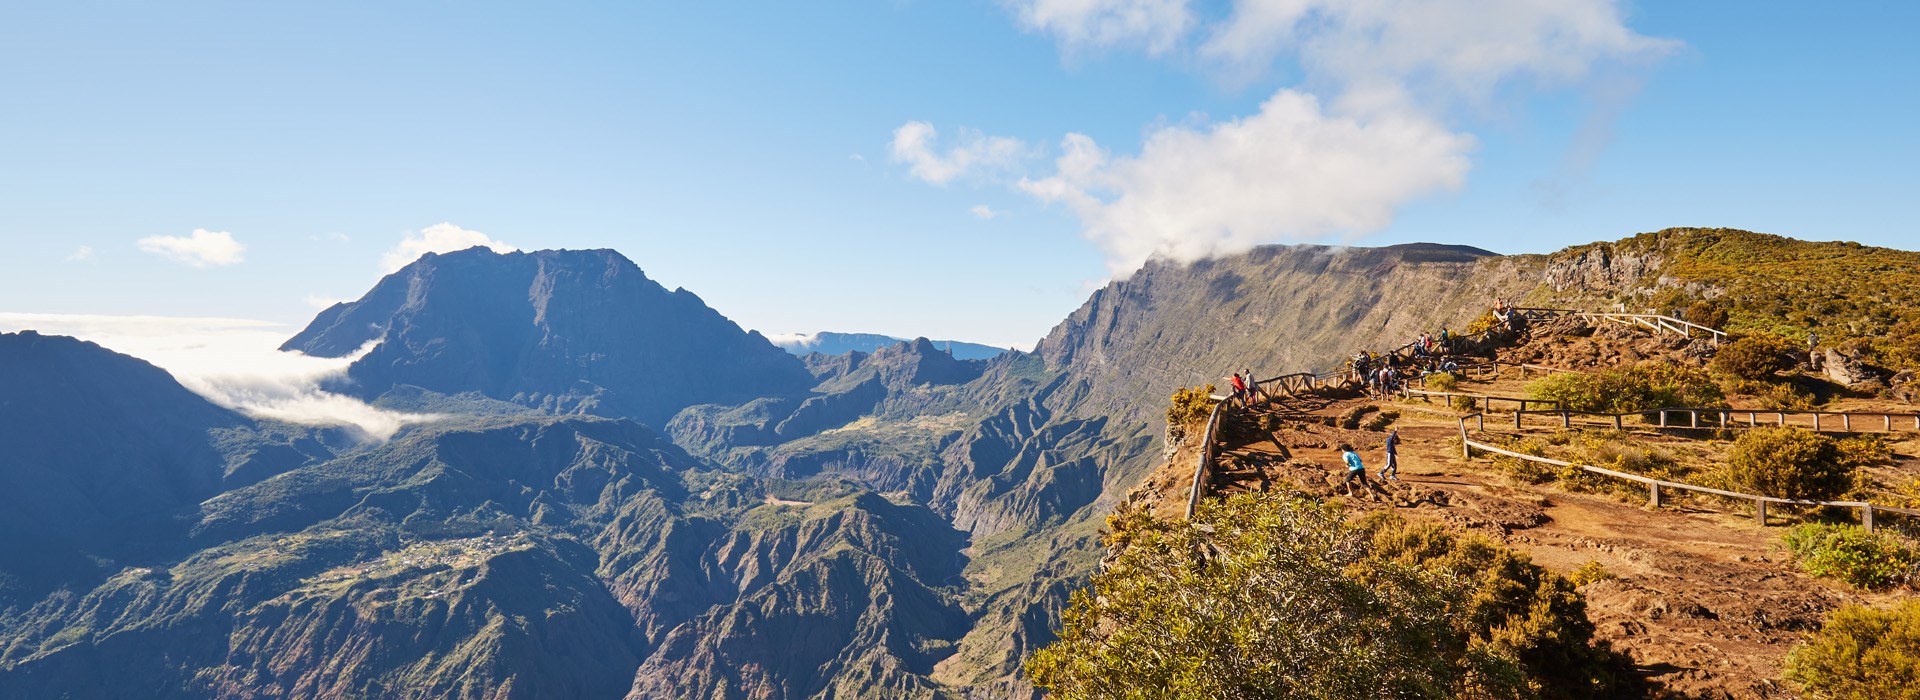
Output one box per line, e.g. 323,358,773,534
2,1,1915,349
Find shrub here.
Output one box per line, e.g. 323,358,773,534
1686,300,1730,330
1782,523,1915,590
1166,384,1216,433
1427,372,1460,392
1787,600,1920,699
1451,395,1479,411
1726,427,1854,501
1527,363,1726,414
1568,561,1617,587
1467,311,1500,335
1027,495,1632,699
1712,333,1800,381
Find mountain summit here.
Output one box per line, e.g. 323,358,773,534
283,247,814,428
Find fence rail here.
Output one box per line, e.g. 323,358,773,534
1508,407,1920,434
1509,307,1728,344
1399,388,1559,413
1458,414,1920,531
1184,399,1227,519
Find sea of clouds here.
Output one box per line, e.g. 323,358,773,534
0,313,434,441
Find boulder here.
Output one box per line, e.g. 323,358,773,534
1821,347,1885,389
1892,370,1917,404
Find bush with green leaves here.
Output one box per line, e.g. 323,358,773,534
1527,362,1725,415
1725,427,1856,501
1427,371,1460,392
1166,384,1217,433
1782,523,1915,590
1685,300,1730,330
1711,333,1800,381
1027,494,1632,700
1786,599,1920,699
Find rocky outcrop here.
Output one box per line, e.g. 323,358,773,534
1822,346,1886,389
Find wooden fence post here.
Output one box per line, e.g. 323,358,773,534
1863,505,1875,533
1562,412,1571,429
1613,415,1623,431
1659,411,1668,428
1691,411,1700,429
1515,411,1523,430
1843,414,1851,432
1755,500,1768,526
1650,483,1662,509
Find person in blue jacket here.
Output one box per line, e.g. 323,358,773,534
1379,429,1400,480
1340,444,1370,496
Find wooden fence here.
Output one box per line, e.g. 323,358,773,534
1509,307,1728,344
1458,414,1920,531
1184,399,1227,520
1509,407,1920,434
1399,388,1559,413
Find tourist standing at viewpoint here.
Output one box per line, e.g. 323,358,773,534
1379,429,1400,480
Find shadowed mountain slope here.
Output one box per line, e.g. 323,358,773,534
284,247,815,428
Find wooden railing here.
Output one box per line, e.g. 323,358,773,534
1399,388,1559,413
1458,414,1920,531
1509,307,1728,344
1184,399,1227,520
1508,407,1920,434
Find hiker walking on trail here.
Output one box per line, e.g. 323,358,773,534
1375,367,1395,399
1229,372,1249,407
1243,368,1259,405
1340,444,1371,496
1379,429,1400,480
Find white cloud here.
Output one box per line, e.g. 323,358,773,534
1199,0,1679,104
381,223,517,273
65,245,95,263
970,204,1001,219
1005,0,1195,55
889,121,1031,186
979,0,1674,274
318,232,351,243
1021,90,1472,274
0,313,434,441
137,229,246,267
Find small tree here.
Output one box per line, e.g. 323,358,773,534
1726,427,1853,500
1787,600,1920,699
1686,300,1730,330
1712,333,1799,381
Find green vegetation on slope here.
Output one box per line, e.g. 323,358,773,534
1526,362,1725,414
1027,493,1631,699
1560,228,1920,370
1787,600,1920,699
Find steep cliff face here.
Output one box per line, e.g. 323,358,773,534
1032,243,1534,425
283,247,815,428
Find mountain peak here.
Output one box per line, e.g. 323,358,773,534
282,246,813,428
